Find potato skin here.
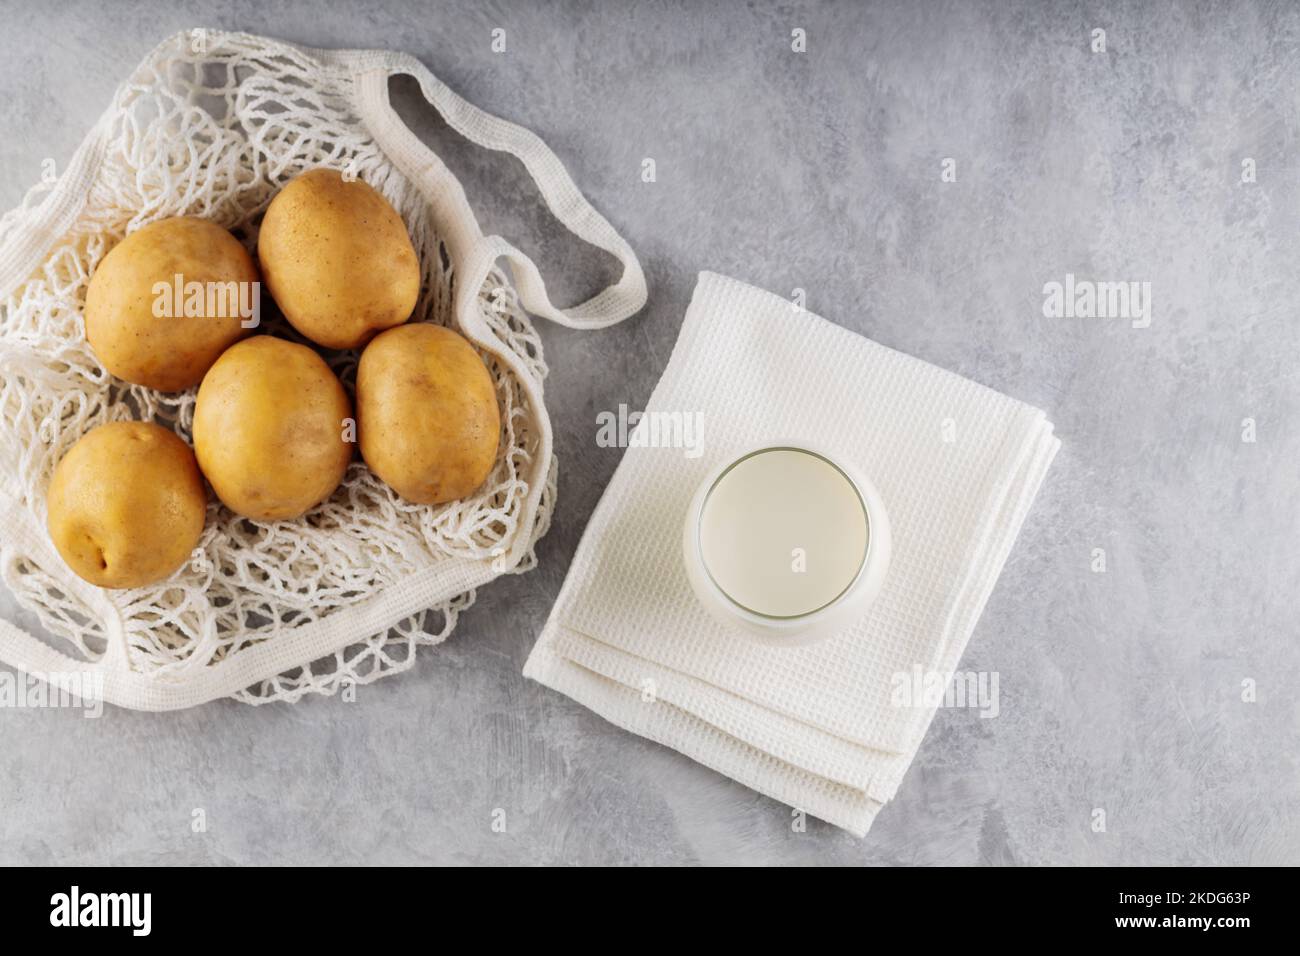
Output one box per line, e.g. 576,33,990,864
193,336,353,521
46,422,207,589
257,169,420,350
85,217,258,392
357,324,500,505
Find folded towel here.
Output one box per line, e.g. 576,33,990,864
524,271,1060,836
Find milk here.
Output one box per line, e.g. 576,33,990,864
697,448,868,619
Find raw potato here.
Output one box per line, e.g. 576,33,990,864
46,421,207,589
257,168,420,349
357,323,500,505
193,336,353,521
85,217,259,391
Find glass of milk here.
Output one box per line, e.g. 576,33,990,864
682,442,891,646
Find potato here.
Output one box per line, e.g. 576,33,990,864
84,217,259,391
357,323,499,505
193,336,352,521
257,169,420,349
47,421,207,589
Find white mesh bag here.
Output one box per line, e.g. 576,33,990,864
0,29,645,710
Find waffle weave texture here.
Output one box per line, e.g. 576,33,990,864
525,271,1059,836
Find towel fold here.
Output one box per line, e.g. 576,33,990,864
524,271,1060,835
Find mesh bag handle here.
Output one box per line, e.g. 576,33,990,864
346,51,647,334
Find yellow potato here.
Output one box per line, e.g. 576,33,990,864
357,323,500,505
85,217,259,392
257,168,420,349
47,421,207,589
193,336,353,521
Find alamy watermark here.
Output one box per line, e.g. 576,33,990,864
0,670,104,718
1042,273,1151,329
890,665,1000,718
50,886,150,936
152,274,260,329
596,403,704,458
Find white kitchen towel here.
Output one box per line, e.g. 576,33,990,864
523,271,1059,836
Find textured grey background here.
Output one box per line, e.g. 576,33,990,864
2,0,1297,865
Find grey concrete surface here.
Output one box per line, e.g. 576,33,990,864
2,0,1298,865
